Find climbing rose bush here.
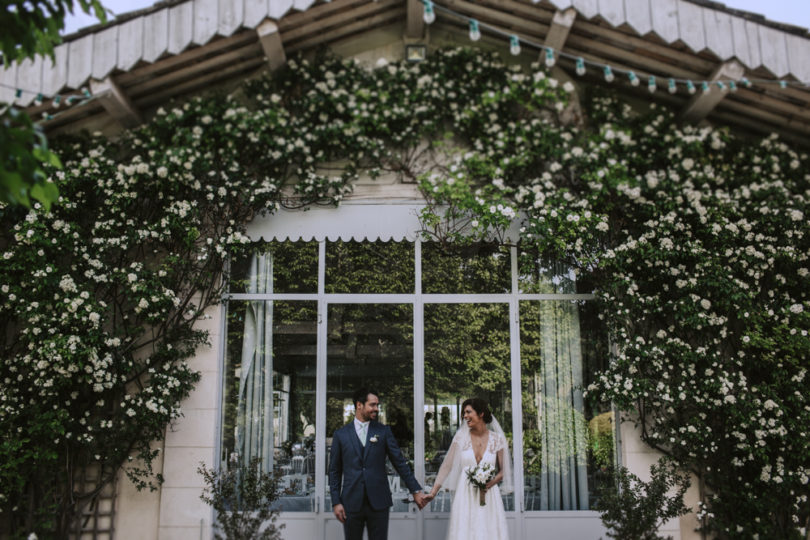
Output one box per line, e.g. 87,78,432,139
1,46,807,538
422,87,810,536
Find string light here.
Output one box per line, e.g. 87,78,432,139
575,57,586,76
419,1,806,95
510,35,521,56
423,0,435,24
0,82,96,125
544,47,555,68
0,0,804,127
469,19,480,41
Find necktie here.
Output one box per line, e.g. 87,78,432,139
360,423,367,446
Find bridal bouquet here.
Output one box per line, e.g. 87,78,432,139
465,463,496,506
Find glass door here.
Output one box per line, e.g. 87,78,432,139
422,302,515,539
324,302,419,540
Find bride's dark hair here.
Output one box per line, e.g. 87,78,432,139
461,397,493,424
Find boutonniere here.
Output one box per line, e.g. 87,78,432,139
369,435,378,443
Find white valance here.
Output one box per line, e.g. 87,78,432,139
246,203,523,243
246,203,427,242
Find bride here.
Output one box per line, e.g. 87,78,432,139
424,398,511,540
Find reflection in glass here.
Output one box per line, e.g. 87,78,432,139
518,248,595,294
229,240,318,294
423,303,514,511
325,304,414,512
422,243,511,294
326,240,414,294
520,300,611,511
221,294,317,512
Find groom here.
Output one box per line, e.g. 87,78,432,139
328,388,427,540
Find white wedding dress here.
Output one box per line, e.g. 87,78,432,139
435,425,511,540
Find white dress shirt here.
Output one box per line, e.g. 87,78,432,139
354,418,369,445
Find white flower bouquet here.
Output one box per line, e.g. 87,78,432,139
465,462,496,506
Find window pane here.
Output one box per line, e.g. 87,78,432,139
518,248,596,294
229,240,318,294
221,299,317,511
519,300,611,511
423,303,514,512
325,304,414,512
326,240,414,294
422,243,511,294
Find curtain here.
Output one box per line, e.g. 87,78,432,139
235,252,274,473
538,299,590,510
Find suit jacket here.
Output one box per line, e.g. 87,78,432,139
328,420,422,512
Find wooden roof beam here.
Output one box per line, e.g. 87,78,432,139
544,8,576,52
681,60,745,123
406,0,425,39
257,20,286,71
89,77,142,128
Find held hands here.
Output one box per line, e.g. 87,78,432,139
420,485,440,505
412,491,428,510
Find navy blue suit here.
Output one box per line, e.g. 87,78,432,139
328,420,421,540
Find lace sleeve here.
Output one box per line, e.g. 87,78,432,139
433,438,459,490
433,427,470,491
492,430,514,494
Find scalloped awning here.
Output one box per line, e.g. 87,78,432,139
245,202,523,243
246,203,426,242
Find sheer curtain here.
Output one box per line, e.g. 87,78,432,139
235,252,274,473
538,300,590,510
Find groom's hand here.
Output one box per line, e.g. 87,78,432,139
413,492,427,510
333,503,347,523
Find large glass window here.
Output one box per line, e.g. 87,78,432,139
518,249,596,295
422,243,511,294
325,303,414,512
519,300,611,510
423,303,514,512
326,240,414,294
229,240,319,294
221,239,611,518
221,299,317,511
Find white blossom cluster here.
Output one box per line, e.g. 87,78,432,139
418,66,809,535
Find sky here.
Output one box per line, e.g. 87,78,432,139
60,0,810,35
